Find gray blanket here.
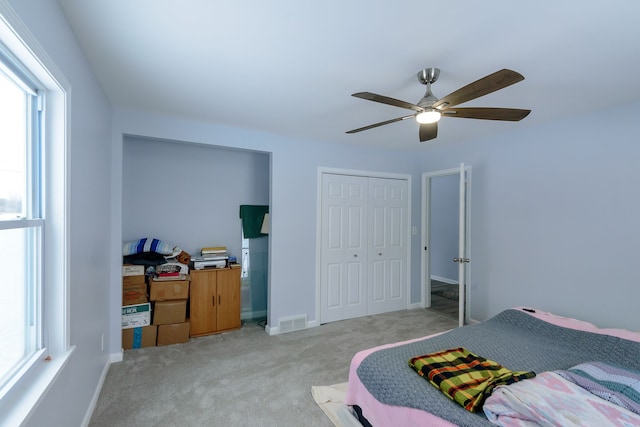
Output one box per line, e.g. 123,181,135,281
356,309,640,427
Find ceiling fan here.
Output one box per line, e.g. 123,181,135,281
346,68,531,142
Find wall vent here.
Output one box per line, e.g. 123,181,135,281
278,315,307,334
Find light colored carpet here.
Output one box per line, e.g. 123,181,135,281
90,309,457,427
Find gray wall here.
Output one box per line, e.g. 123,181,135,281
421,102,640,329
122,136,270,318
8,1,640,425
122,136,269,258
429,174,459,281
7,1,113,426
111,111,423,349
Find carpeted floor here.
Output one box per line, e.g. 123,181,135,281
430,280,460,319
90,309,457,427
431,280,459,301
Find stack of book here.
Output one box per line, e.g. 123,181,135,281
201,246,227,256
192,246,229,270
154,263,188,281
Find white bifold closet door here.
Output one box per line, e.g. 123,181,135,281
320,173,408,323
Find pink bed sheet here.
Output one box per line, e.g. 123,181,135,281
343,307,640,426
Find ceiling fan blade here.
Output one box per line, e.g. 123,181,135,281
419,122,438,142
432,69,525,109
352,92,423,112
442,107,531,121
346,114,415,134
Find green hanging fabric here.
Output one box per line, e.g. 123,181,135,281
239,205,269,238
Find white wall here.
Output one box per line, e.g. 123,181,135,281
6,1,113,426
420,102,640,330
111,110,423,347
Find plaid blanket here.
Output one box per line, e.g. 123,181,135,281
409,347,536,412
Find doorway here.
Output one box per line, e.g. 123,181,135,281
422,165,471,326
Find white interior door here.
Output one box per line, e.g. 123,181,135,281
455,163,468,327
320,174,368,323
367,177,408,315
422,164,470,327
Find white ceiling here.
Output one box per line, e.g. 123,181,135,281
57,0,640,149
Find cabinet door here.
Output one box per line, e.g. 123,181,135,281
216,268,241,331
190,270,217,336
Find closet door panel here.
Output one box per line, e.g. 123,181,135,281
320,174,368,323
389,258,403,299
368,177,408,315
370,258,386,303
326,263,342,308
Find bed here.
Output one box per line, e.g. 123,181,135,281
344,307,640,426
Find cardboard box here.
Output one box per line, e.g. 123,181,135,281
122,325,157,350
123,274,146,286
153,300,187,325
123,264,145,276
149,276,190,301
123,284,148,305
122,303,151,329
157,322,190,346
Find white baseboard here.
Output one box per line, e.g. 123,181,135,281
408,302,423,309
110,351,123,364
81,357,111,427
430,275,458,285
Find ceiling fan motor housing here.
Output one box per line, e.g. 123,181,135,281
417,68,440,108
417,67,440,85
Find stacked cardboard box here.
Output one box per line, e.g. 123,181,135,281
122,324,157,349
122,265,148,305
149,275,191,346
122,264,156,350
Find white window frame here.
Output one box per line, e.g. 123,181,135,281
0,3,73,426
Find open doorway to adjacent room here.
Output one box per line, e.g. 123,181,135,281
422,165,471,326
240,212,269,328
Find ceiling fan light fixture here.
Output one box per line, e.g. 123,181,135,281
346,69,529,142
415,109,441,124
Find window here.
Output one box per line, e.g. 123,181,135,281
0,2,71,423
0,41,44,394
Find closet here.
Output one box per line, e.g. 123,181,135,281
319,172,409,323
